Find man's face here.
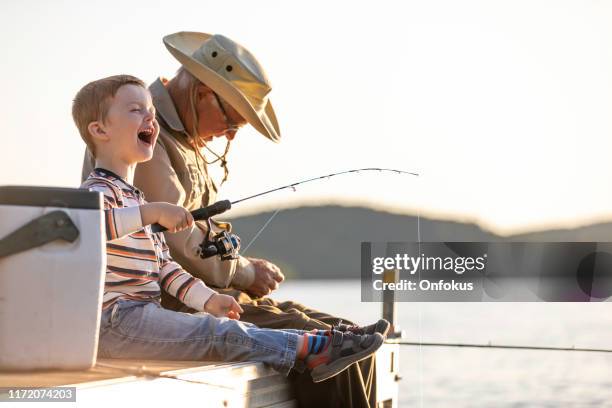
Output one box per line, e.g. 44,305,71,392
194,83,247,142
101,84,159,163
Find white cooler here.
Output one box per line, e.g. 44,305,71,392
0,186,105,370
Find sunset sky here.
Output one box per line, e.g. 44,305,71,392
1,0,611,234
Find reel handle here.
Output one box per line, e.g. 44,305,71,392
151,200,232,233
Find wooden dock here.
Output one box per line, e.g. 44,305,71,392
0,344,399,407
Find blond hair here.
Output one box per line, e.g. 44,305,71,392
72,75,146,156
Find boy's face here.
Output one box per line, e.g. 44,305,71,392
97,84,159,164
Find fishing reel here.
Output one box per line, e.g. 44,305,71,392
151,199,240,260
197,219,241,261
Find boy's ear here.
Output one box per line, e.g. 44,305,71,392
87,121,110,142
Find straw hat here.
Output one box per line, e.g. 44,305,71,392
163,31,280,142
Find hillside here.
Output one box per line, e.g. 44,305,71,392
226,205,612,280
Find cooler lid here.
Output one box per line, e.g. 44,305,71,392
0,186,101,210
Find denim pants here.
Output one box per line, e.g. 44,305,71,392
97,299,301,376
163,289,378,407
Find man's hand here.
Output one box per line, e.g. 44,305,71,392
204,294,244,319
245,257,285,298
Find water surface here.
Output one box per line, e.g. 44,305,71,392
274,280,612,407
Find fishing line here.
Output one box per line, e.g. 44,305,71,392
416,177,424,408
242,208,282,254
392,341,612,353
233,167,419,256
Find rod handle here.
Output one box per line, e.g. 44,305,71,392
151,200,232,233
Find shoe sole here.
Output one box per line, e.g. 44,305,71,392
310,332,384,383
376,319,391,338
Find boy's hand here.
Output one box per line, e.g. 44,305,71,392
141,202,194,233
204,294,244,319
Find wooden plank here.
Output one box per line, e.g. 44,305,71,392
0,359,220,388
376,344,400,408
75,361,294,408
262,401,298,408
0,345,399,407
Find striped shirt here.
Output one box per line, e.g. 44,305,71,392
81,168,216,311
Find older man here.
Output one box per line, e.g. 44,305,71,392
83,32,385,407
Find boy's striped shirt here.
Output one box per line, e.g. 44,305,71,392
81,168,215,311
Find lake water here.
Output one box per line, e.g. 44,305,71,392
274,280,612,408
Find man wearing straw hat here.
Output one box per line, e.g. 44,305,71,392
82,31,383,407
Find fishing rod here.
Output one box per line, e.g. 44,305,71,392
154,168,418,227
231,167,419,205
151,168,419,259
392,340,612,353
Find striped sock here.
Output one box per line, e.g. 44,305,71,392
305,331,334,369
297,333,331,360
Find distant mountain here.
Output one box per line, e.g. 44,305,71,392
227,205,612,280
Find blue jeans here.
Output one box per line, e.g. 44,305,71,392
98,299,301,376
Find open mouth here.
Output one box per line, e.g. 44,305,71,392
137,127,155,146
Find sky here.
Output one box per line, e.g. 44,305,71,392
1,0,611,235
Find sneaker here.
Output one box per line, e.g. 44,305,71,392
307,331,384,383
335,318,391,338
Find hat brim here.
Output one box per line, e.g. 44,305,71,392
163,32,280,143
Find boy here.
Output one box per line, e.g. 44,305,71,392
73,74,386,382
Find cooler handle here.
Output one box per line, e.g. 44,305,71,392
0,211,80,258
